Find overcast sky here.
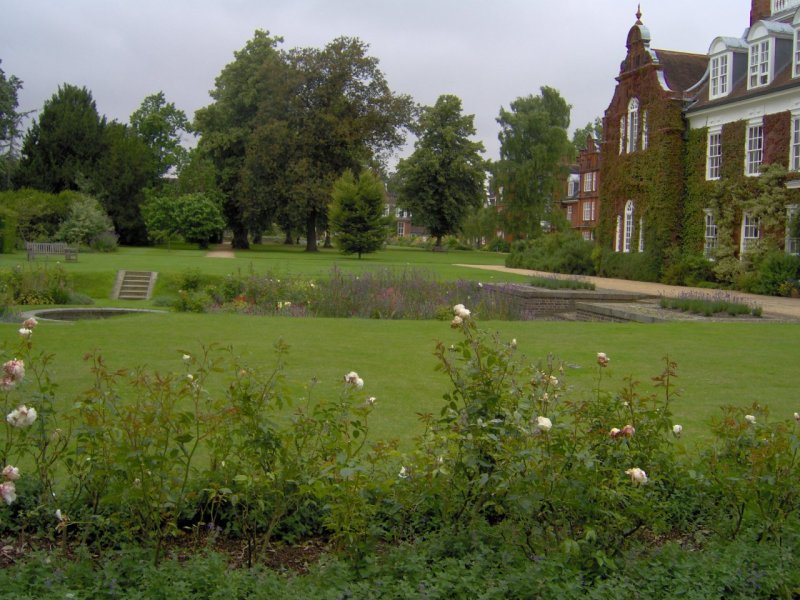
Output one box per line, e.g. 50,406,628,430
2,0,749,166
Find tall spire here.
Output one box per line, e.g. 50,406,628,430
636,4,643,24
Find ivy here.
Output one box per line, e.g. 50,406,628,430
598,95,687,280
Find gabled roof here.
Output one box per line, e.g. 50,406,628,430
687,16,800,114
652,49,709,93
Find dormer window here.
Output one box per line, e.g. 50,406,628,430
627,98,640,153
749,39,771,89
710,53,731,99
794,28,800,77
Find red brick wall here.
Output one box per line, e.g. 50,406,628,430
751,0,771,24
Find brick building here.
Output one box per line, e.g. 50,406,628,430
568,1,800,266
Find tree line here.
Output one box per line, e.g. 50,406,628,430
0,34,602,254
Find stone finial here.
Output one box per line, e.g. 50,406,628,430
636,4,643,24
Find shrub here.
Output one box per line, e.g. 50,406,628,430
0,207,17,254
90,230,119,252
593,246,661,282
484,236,510,252
661,252,716,286
506,231,594,275
55,195,115,247
745,251,800,296
659,292,761,317
529,275,595,290
0,263,74,307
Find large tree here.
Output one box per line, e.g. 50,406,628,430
394,94,486,248
328,169,391,258
493,86,574,239
194,30,289,249
196,31,413,251
15,84,106,193
0,61,25,190
130,91,192,178
89,121,158,245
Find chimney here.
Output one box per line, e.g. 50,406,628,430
751,0,771,25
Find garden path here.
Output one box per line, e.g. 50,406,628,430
205,242,235,258
457,264,800,321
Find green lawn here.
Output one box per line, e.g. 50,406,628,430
0,244,528,305
10,314,798,449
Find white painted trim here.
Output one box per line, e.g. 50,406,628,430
687,86,800,130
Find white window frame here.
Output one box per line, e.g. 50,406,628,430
619,116,626,155
623,200,635,253
746,122,764,176
568,177,578,197
638,217,644,253
787,204,800,255
748,39,771,89
707,130,722,180
704,209,718,259
582,171,596,193
791,116,800,172
741,213,760,254
627,98,640,154
397,220,405,237
641,110,649,150
615,215,622,252
710,54,731,99
582,200,594,222
566,205,573,221
794,28,800,77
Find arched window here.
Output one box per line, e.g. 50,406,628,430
627,98,640,153
623,200,635,253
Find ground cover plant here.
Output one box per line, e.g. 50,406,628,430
529,275,595,290
172,266,522,320
0,309,799,597
659,292,762,317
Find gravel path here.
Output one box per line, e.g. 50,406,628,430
205,243,235,258
457,264,800,321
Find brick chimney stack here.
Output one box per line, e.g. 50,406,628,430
751,0,771,25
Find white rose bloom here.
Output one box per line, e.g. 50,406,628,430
625,467,648,484
536,416,552,432
745,414,756,424
672,424,683,437
2,465,19,481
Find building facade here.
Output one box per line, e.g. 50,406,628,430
587,1,800,272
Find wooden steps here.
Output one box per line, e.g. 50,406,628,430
112,271,157,300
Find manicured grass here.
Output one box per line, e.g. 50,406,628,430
10,314,799,449
0,244,526,306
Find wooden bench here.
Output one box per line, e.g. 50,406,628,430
25,242,78,262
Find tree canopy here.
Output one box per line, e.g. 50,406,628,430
130,91,192,177
493,86,574,239
394,94,486,247
572,117,603,152
328,169,391,258
15,84,107,193
0,60,24,190
195,30,413,250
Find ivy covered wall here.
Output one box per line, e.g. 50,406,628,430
597,73,688,280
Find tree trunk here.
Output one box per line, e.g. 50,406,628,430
284,231,294,245
231,224,250,249
305,213,318,252
323,231,332,248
